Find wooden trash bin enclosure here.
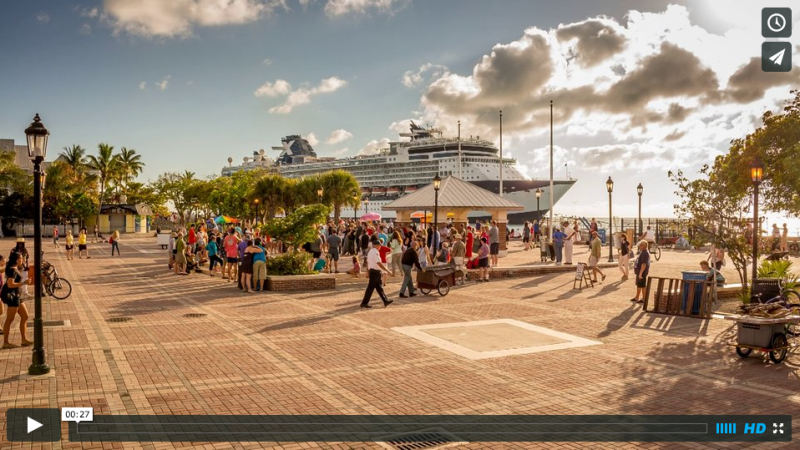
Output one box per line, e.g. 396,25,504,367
643,276,714,319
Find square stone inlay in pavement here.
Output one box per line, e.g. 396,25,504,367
392,319,601,360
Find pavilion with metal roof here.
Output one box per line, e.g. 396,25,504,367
383,176,524,255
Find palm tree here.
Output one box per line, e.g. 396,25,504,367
319,170,360,223
117,147,144,189
250,174,289,220
60,145,88,174
86,143,118,230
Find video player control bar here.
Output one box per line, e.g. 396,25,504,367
65,415,791,442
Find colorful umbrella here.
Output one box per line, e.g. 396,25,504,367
215,215,239,224
360,212,382,221
410,211,432,219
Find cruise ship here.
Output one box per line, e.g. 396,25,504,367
222,123,576,222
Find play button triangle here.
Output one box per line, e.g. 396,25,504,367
27,417,43,433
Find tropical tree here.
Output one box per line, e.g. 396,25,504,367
86,143,118,226
319,169,360,223
250,173,289,220
262,204,331,250
117,147,144,189
60,145,89,175
153,171,195,224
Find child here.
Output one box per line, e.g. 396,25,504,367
346,256,361,278
313,254,327,272
700,260,725,286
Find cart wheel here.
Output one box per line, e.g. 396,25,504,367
437,279,450,296
735,347,752,358
770,333,788,364
420,287,431,295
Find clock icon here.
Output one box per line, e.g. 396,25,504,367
762,8,791,37
768,13,787,33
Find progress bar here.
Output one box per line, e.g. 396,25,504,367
65,415,792,442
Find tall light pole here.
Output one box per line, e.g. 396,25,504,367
433,173,442,232
353,195,359,221
457,120,462,179
535,188,542,222
499,110,504,197
549,100,554,238
317,187,323,203
606,176,614,263
25,114,50,376
253,199,260,225
751,159,763,285
637,183,643,238
365,198,369,215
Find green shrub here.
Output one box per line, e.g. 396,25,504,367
267,251,314,276
757,259,798,289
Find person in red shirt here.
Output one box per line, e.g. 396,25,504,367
465,226,474,259
378,238,392,287
188,226,197,253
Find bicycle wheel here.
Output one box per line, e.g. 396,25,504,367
653,246,661,261
48,278,72,300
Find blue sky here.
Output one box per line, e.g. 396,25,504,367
1,0,799,221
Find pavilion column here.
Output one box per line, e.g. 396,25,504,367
493,210,509,257
394,211,411,230
450,209,469,235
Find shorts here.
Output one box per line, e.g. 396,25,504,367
176,253,186,265
78,244,87,251
523,237,530,243
1,293,21,308
478,257,489,268
636,276,647,288
253,260,267,282
329,251,340,262
588,256,598,267
65,245,73,251
490,243,499,255
226,256,238,264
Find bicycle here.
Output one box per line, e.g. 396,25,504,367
41,261,72,300
647,242,661,261
749,281,800,338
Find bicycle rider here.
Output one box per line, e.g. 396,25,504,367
640,226,656,250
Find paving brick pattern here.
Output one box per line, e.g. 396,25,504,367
0,236,798,450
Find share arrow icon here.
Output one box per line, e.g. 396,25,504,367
770,48,786,66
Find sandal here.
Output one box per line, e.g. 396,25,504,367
21,340,33,347
2,343,19,349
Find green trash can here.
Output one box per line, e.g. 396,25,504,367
681,270,707,315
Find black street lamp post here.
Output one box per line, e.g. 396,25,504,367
253,199,260,225
433,174,442,232
25,114,50,376
317,187,323,203
751,159,763,285
535,188,542,222
637,183,643,238
365,198,369,215
353,195,359,221
606,176,614,263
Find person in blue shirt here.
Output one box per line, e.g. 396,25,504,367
553,227,567,265
252,238,268,291
206,232,224,275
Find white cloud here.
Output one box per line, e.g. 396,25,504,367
156,75,171,90
138,81,147,90
414,4,800,174
306,132,319,146
81,7,100,18
402,63,448,88
37,12,50,23
324,0,409,17
358,137,390,156
255,76,347,114
261,58,273,66
254,79,291,97
326,129,353,144
79,24,92,35
101,0,286,38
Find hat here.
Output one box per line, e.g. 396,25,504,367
170,232,177,238
15,238,25,243
453,233,462,239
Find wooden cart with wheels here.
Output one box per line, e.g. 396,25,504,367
725,315,800,364
417,264,456,296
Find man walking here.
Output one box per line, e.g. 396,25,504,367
588,230,606,283
451,233,466,268
399,240,421,298
489,220,500,267
564,220,575,264
361,236,393,309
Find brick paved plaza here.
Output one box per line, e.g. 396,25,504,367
1,236,798,449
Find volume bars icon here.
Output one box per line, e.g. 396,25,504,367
717,423,736,434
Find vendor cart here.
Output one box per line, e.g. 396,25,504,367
417,264,456,296
725,315,800,364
